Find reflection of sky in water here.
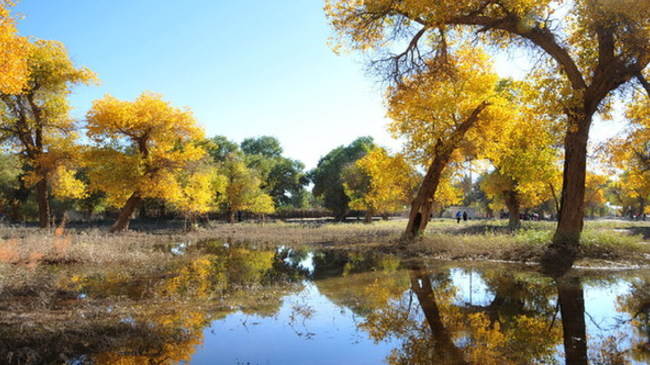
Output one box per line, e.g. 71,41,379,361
450,268,641,364
298,251,315,274
584,280,638,364
189,265,645,365
449,268,494,307
190,283,399,365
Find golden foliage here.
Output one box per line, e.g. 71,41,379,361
218,155,275,216
0,1,28,94
343,147,419,215
0,40,96,200
387,47,511,167
85,92,209,210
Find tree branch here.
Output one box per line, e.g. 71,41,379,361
448,15,587,90
636,72,650,98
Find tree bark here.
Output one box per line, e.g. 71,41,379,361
552,115,591,251
35,178,50,229
227,210,236,224
504,189,521,230
404,157,447,240
557,276,588,365
110,193,142,232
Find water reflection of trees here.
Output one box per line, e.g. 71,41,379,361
1,245,646,364
616,273,650,363
0,244,309,364
310,253,629,365
354,266,562,364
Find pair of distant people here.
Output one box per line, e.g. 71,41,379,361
455,211,468,223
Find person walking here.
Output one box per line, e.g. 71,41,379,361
462,211,468,222
456,211,462,223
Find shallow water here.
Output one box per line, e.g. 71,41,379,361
1,242,649,364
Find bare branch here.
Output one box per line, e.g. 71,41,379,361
449,15,587,90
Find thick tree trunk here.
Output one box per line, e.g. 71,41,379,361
552,115,591,251
557,276,588,365
228,210,236,224
410,271,468,365
110,193,142,232
504,189,521,230
35,178,50,229
404,157,447,240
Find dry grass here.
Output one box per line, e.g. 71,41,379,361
0,218,648,271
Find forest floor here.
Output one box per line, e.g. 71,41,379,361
0,218,649,270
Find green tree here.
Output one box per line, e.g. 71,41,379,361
241,136,282,158
206,135,240,162
309,136,376,220
240,136,308,208
0,152,24,220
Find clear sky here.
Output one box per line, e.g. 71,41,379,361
13,0,627,170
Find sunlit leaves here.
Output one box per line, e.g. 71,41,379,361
0,39,95,207
387,47,507,167
0,1,28,94
343,147,419,216
217,154,276,218
85,92,208,211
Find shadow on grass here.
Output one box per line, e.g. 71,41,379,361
440,224,514,235
621,226,650,240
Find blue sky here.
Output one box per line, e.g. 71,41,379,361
13,0,625,169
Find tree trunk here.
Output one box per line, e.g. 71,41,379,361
552,115,591,251
404,157,447,240
639,197,646,221
228,210,236,224
557,276,588,365
35,178,50,229
364,209,374,223
549,183,561,219
110,193,142,232
504,189,520,230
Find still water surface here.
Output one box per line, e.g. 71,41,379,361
1,242,649,364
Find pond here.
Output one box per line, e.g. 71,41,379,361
1,242,648,364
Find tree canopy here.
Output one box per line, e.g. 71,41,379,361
310,136,376,220
0,39,96,227
85,92,207,231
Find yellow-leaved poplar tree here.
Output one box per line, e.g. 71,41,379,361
583,172,608,217
217,154,275,223
387,47,512,238
479,84,561,228
0,40,96,227
85,92,207,232
604,97,650,219
343,147,419,222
